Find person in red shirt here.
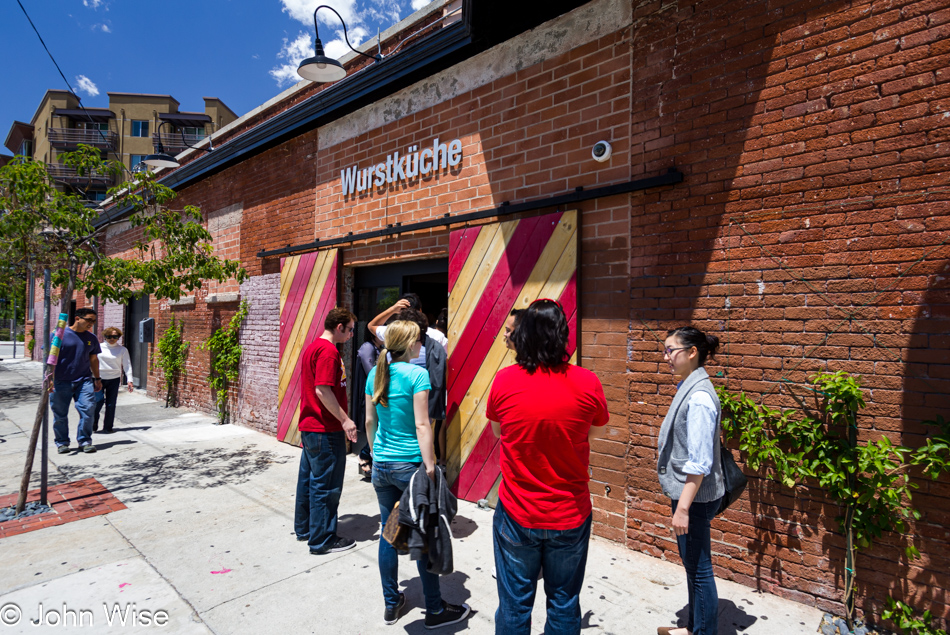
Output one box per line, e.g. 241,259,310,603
294,307,359,555
486,298,609,635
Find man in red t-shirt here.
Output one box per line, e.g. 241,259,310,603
486,299,608,635
294,307,359,555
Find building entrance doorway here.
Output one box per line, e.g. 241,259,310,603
125,294,149,389
350,259,448,425
352,259,449,353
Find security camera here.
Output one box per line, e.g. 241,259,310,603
592,140,612,162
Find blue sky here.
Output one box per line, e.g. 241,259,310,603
2,0,433,150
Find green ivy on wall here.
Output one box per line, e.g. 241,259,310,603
718,371,949,631
200,299,248,424
153,316,188,408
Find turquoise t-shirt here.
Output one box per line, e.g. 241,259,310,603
366,362,431,463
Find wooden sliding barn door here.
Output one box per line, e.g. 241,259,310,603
277,249,340,446
446,210,578,502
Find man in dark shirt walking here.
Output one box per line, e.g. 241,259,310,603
51,308,103,454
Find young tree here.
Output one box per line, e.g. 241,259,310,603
0,145,247,513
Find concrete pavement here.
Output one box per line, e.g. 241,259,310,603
0,359,824,634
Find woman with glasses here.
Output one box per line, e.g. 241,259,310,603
365,320,471,629
486,298,609,635
94,327,134,433
656,326,724,635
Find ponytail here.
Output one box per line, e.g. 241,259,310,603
666,326,720,366
371,321,421,407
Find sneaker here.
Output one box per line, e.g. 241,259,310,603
311,536,356,554
296,535,309,542
82,445,97,453
57,446,70,455
100,428,114,434
424,602,471,630
383,593,406,625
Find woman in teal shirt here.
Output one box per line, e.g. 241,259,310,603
365,320,470,629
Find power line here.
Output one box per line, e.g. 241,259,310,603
15,0,133,181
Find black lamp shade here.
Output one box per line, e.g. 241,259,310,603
297,39,346,83
143,152,179,169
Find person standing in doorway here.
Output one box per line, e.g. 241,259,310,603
368,294,449,350
50,308,103,454
94,327,134,434
656,326,724,635
486,299,609,635
294,307,359,555
353,327,384,479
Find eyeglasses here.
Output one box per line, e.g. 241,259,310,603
105,335,119,340
81,316,97,324
664,346,691,355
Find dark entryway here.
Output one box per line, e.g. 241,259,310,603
125,294,149,389
352,259,448,351
350,258,448,408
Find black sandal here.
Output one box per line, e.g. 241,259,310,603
358,459,372,480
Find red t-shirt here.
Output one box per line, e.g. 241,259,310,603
486,363,609,530
298,337,348,433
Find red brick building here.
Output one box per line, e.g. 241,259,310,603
27,0,950,623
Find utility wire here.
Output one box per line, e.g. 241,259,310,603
16,0,133,181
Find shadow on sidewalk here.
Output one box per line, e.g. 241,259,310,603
672,599,758,635
339,512,381,542
399,570,474,634
55,446,292,504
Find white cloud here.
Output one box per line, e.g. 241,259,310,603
410,0,430,11
75,75,99,97
83,0,103,8
269,32,314,88
280,0,359,28
323,25,368,59
92,22,111,32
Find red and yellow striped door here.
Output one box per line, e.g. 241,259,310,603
446,210,578,502
277,248,340,446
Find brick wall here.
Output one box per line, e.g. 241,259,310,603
236,274,280,434
622,0,950,622
79,0,950,624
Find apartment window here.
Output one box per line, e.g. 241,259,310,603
131,120,149,137
17,140,33,157
130,154,147,170
181,125,207,139
79,122,110,131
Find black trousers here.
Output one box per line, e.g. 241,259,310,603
93,378,121,431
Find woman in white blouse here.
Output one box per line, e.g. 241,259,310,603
656,326,724,635
94,326,134,433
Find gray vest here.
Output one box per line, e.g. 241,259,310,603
656,367,725,503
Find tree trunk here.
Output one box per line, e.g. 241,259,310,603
14,273,75,516
844,504,856,631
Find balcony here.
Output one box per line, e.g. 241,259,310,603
152,132,207,155
46,164,114,185
48,128,118,151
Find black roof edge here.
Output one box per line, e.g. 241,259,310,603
94,0,593,228
94,17,473,228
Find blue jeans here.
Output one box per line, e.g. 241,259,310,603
51,378,96,448
93,377,121,431
493,500,592,635
372,461,442,612
294,430,347,552
672,497,721,635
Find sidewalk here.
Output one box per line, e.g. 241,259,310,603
0,360,824,634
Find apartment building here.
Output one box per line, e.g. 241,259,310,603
3,90,237,205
